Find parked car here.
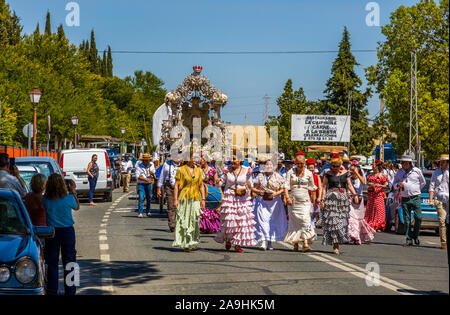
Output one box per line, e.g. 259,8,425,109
16,165,40,192
15,157,62,178
389,170,438,235
59,149,113,202
0,189,54,295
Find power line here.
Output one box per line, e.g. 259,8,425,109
106,49,377,55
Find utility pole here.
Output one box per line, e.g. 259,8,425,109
347,91,353,153
263,94,270,125
409,50,420,166
380,98,385,162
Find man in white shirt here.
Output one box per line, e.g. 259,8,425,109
393,155,426,246
136,154,156,218
429,154,449,250
120,155,133,193
157,155,183,232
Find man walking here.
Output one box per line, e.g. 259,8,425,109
0,153,27,198
121,155,133,193
393,155,426,246
429,154,449,250
157,154,183,232
136,154,155,218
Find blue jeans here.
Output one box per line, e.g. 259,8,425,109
88,176,97,202
138,183,153,214
44,226,77,295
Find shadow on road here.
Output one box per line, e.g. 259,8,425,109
77,259,163,294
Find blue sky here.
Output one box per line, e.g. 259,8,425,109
8,0,420,126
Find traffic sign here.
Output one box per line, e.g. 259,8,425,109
23,123,37,138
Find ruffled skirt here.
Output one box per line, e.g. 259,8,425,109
254,196,288,242
319,190,350,246
214,190,257,246
348,199,375,244
200,208,221,234
173,199,202,249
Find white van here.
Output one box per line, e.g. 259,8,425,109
59,149,113,202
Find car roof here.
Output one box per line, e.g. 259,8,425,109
0,189,21,199
15,157,57,162
61,149,107,153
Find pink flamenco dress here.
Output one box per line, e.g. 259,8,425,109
199,165,221,234
348,177,375,244
214,166,257,248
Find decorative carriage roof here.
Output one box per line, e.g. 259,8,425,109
164,66,228,106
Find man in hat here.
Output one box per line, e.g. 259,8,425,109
136,153,156,218
278,159,295,180
120,154,133,193
157,152,183,232
342,156,350,171
429,154,449,250
393,154,426,246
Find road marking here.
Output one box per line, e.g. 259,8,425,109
99,235,107,241
100,223,107,227
102,219,108,222
100,254,110,262
279,242,420,295
115,207,136,210
99,229,107,234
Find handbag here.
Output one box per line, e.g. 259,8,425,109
235,188,247,197
263,191,273,201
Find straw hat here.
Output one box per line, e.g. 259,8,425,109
141,153,152,160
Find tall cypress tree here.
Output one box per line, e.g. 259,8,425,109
57,24,65,41
33,23,40,36
107,45,113,77
321,27,374,156
101,50,107,77
44,10,51,36
89,29,99,74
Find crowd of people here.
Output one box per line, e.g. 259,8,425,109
149,148,449,257
0,146,448,295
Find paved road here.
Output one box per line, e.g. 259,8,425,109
72,184,449,295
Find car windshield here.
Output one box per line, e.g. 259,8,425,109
19,171,38,191
16,162,54,178
0,198,27,235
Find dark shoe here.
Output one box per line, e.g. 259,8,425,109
169,227,175,233
413,238,420,245
403,242,413,247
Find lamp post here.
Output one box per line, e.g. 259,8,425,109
30,88,42,156
71,115,79,148
121,127,126,154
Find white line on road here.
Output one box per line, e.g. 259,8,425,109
279,242,420,295
99,235,107,241
99,229,107,234
100,254,110,262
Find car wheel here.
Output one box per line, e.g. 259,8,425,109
104,191,113,202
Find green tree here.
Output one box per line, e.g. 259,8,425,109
322,27,374,156
366,0,449,160
44,10,51,36
266,79,319,159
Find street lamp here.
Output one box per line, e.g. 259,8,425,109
121,127,126,154
71,115,79,148
30,87,42,156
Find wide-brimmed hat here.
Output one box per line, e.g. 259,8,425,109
342,156,350,163
440,154,449,161
400,155,413,162
141,153,152,160
350,156,360,161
